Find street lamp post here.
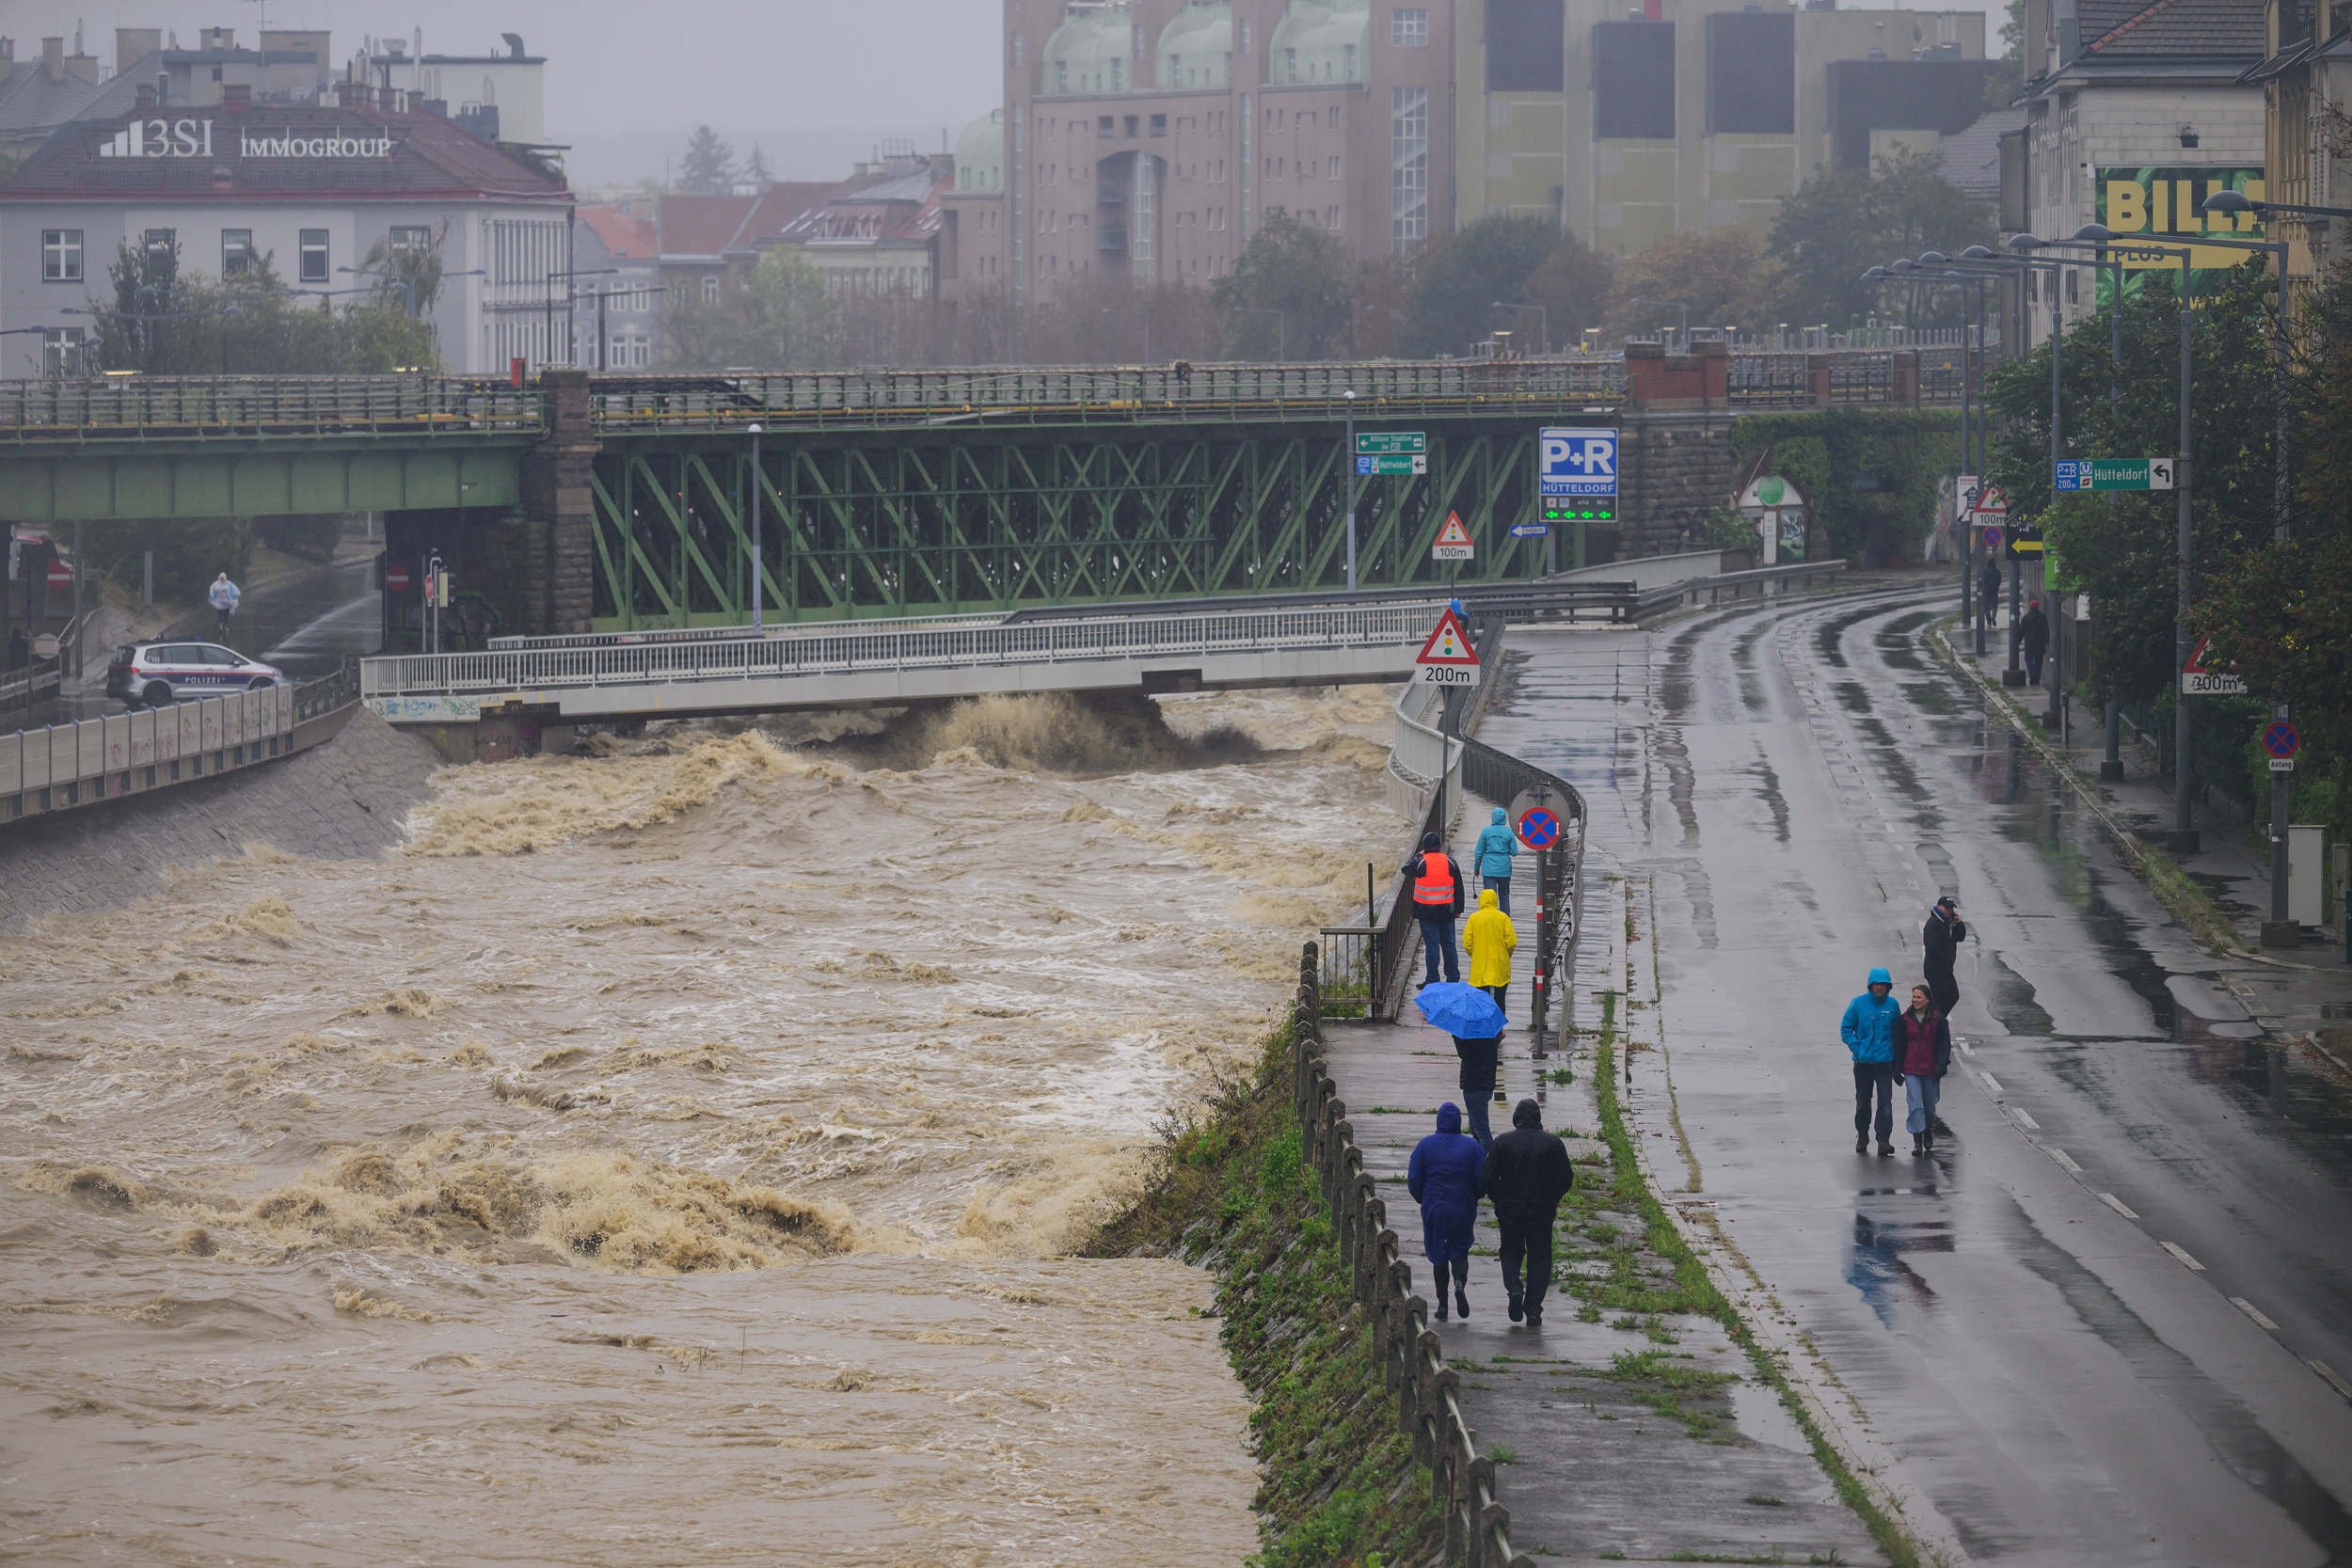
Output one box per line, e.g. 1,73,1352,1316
746,422,764,631
1492,300,1548,356
544,266,620,368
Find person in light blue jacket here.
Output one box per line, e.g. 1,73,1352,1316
1841,965,1902,1156
1472,806,1518,914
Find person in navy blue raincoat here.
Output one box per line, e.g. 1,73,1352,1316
1407,1101,1486,1322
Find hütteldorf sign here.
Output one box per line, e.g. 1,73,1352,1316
95,119,394,160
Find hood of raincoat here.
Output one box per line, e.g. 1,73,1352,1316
1436,1101,1462,1134
1511,1097,1542,1130
1478,889,1498,911
1491,806,1506,825
1867,965,1893,988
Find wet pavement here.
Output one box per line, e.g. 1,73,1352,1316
55,559,379,721
1472,575,2352,1567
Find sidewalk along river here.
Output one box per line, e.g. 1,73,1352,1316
0,683,1402,1567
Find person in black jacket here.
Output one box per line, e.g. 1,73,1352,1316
1406,831,1468,988
1483,1098,1574,1328
1978,556,2001,629
1921,895,1964,1017
2019,598,2050,685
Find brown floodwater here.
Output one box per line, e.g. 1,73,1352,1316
0,685,1400,1566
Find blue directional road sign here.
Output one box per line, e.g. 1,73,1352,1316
1508,522,1549,537
1514,807,1562,851
1539,427,1618,497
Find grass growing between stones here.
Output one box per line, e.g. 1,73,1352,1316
1089,1019,1441,1568
1565,1022,1926,1568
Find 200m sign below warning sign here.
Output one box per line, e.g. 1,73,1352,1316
1415,607,1481,686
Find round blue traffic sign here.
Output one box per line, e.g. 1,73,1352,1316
1980,525,2004,552
1515,807,1562,850
2263,721,2300,758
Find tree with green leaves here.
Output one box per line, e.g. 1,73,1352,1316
1983,262,2281,800
744,143,773,187
1396,214,1561,358
1516,235,1616,350
1598,229,1781,343
1767,149,1995,331
679,125,738,195
90,239,436,375
1210,210,1358,359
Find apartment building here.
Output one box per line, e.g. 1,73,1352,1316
2242,0,2351,279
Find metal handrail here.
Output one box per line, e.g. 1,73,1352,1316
0,374,545,443
365,599,1456,702
1634,559,1850,618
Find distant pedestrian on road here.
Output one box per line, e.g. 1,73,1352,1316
1462,887,1517,1015
2019,597,2049,686
1407,1101,1485,1323
1841,965,1903,1156
1407,831,1467,989
1978,557,2001,629
1485,1097,1573,1329
1921,895,1965,1017
1452,1029,1501,1152
209,572,241,638
1899,985,1954,1156
1473,805,1518,914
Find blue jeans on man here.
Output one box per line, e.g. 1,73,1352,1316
1417,914,1460,986
1483,875,1511,915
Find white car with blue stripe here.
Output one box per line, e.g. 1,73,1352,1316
106,641,284,708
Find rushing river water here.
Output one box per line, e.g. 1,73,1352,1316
0,685,1400,1566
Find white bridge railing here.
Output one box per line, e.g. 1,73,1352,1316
363,600,1454,709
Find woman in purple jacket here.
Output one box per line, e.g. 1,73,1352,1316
1408,1101,1486,1321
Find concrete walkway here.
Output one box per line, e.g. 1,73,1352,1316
1324,792,1889,1563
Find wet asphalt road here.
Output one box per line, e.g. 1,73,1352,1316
1479,580,2352,1567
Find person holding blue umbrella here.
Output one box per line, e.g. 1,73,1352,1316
1418,982,1507,1150
1407,1101,1486,1322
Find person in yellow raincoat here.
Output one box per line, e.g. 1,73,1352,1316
1461,887,1517,1013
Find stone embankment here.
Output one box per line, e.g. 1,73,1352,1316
0,708,437,927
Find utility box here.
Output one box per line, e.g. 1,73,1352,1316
2289,825,2328,927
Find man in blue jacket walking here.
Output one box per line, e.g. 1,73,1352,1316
1841,966,1903,1156
1472,806,1518,914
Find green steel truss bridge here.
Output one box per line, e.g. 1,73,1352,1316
0,354,1957,629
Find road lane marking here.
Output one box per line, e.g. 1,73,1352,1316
2047,1147,2083,1172
2099,1192,2140,1219
1978,1070,2005,1092
2311,1361,2352,1402
2011,1107,2041,1130
1955,1039,1976,1056
2232,1297,2281,1331
2160,1242,2204,1271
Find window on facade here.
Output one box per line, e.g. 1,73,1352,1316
1012,30,1024,66
1391,87,1428,251
674,281,690,308
1134,23,1146,56
1285,47,1299,82
1057,59,1069,93
1150,114,1168,137
1345,43,1358,77
42,326,86,376
221,230,253,277
145,229,176,266
1240,18,1253,54
41,229,82,282
298,229,328,283
1393,8,1430,45
2065,270,2078,303
390,226,431,259
703,275,720,305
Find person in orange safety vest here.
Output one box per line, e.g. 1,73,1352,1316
1406,830,1467,989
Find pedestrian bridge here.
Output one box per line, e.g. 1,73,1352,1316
358,583,1628,727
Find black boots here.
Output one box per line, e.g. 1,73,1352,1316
1877,1138,1895,1157
1855,1132,1868,1153
1508,1291,1525,1323
1455,1285,1470,1320
1434,1292,1449,1323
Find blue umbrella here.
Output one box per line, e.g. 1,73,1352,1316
1414,982,1505,1037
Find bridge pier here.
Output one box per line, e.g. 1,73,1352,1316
520,368,599,637
1616,342,1737,561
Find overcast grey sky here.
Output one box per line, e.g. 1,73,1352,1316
7,0,1005,185
10,0,2011,186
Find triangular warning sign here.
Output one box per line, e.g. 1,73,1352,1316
1416,608,1480,666
1434,512,1473,546
1970,486,2009,516
2183,635,2222,674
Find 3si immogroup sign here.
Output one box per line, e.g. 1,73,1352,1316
96,119,394,161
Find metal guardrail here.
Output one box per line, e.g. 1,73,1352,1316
1633,559,1850,619
367,599,1463,704
1294,942,1534,1568
0,375,546,443
294,657,362,721
2,682,296,820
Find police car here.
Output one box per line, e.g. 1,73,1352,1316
105,641,285,707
